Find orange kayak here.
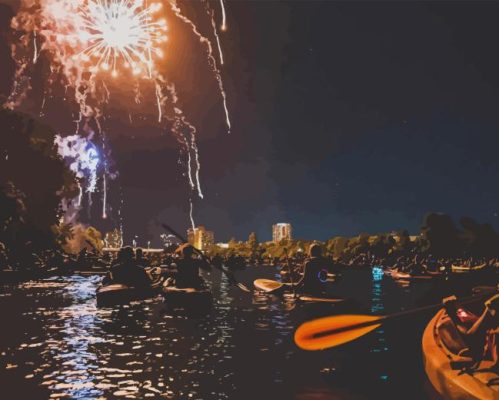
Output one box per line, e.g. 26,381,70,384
422,309,498,400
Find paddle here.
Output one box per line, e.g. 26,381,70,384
294,292,492,351
284,248,297,298
160,223,251,293
254,278,292,294
298,295,346,304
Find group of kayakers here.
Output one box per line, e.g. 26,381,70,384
101,242,497,372
102,242,339,297
338,252,499,275
103,244,212,290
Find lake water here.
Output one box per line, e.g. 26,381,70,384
0,266,489,399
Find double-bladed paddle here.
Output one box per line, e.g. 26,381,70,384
160,223,251,293
294,291,495,351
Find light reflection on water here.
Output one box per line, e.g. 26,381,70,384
370,266,389,382
0,266,467,399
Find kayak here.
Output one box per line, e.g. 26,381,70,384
254,279,346,303
162,285,212,309
422,309,498,400
388,270,433,280
451,263,487,273
96,274,164,307
280,270,338,282
393,272,432,280
297,295,346,304
96,284,156,307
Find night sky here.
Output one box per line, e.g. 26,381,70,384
3,1,499,244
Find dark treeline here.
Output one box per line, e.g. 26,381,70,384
2,108,499,274
207,212,499,262
0,109,79,270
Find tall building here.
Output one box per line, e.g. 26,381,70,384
187,225,215,251
272,223,292,243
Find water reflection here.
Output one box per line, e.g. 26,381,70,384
370,266,389,382
0,267,474,399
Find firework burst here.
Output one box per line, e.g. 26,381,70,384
8,0,232,230
43,0,168,78
75,0,167,77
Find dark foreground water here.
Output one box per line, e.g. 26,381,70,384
0,266,491,399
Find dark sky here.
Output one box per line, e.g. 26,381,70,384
3,1,499,244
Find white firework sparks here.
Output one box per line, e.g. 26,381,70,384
70,0,168,77
54,134,100,194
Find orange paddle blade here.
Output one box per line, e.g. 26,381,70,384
294,314,382,350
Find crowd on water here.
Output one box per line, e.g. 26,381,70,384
1,238,498,280
0,238,498,380
337,252,497,274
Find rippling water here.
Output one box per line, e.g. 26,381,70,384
0,266,484,399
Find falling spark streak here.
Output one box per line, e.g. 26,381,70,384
155,81,163,122
189,197,195,230
192,136,203,198
166,81,204,199
169,1,231,133
220,0,227,31
210,9,224,65
33,30,38,63
184,135,195,191
77,183,83,207
184,117,203,199
102,172,107,219
101,130,108,220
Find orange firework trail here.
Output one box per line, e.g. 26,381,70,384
208,6,224,66
7,0,231,228
220,0,227,31
169,0,231,133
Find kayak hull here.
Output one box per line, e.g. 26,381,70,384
96,284,154,307
422,309,498,400
254,279,346,303
451,264,487,273
388,270,433,280
162,286,213,309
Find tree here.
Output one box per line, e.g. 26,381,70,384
247,232,259,258
420,213,460,257
106,229,124,249
394,229,412,254
460,217,499,257
63,224,104,254
0,109,78,254
0,181,27,245
326,236,348,258
228,237,237,249
370,234,395,257
344,233,370,256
